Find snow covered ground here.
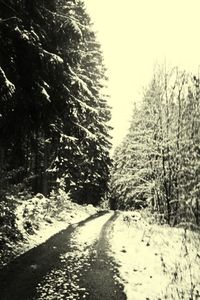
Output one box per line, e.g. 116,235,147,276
110,211,200,300
35,213,113,299
2,196,200,300
15,194,98,252
70,212,112,252
0,192,99,268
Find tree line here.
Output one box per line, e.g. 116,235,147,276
0,0,112,205
111,66,200,226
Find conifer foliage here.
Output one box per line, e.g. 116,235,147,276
0,0,112,205
111,66,200,226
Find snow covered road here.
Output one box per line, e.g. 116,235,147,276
0,210,200,300
0,211,126,300
35,211,126,300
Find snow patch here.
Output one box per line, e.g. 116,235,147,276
110,211,200,300
43,50,64,64
15,193,99,257
35,212,112,299
0,67,15,97
71,212,112,252
41,86,50,102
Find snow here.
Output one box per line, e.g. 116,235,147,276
70,71,93,98
3,196,200,299
69,18,83,38
76,123,97,140
42,81,50,89
14,193,99,256
0,67,15,97
21,32,30,41
110,211,200,300
60,133,78,143
41,86,50,102
77,98,98,114
57,213,112,267
43,50,64,64
70,212,112,251
35,212,112,299
30,30,40,41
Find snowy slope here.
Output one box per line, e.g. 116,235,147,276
0,192,99,268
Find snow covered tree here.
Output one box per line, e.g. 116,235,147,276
53,0,112,205
110,104,153,210
111,65,200,226
0,0,112,205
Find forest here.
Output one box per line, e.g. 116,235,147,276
0,0,200,280
111,66,200,227
0,0,112,205
0,1,200,299
0,0,113,265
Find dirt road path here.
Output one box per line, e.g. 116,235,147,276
0,211,126,300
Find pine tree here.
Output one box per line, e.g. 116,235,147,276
0,0,112,205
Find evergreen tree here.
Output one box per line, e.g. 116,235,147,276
110,104,152,210
0,0,112,205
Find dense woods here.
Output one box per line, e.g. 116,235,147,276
0,0,112,205
1,3,200,299
111,66,200,227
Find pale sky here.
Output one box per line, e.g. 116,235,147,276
85,0,200,149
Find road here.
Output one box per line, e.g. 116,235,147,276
0,211,126,300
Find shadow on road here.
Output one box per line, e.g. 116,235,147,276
0,211,108,300
79,211,127,300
